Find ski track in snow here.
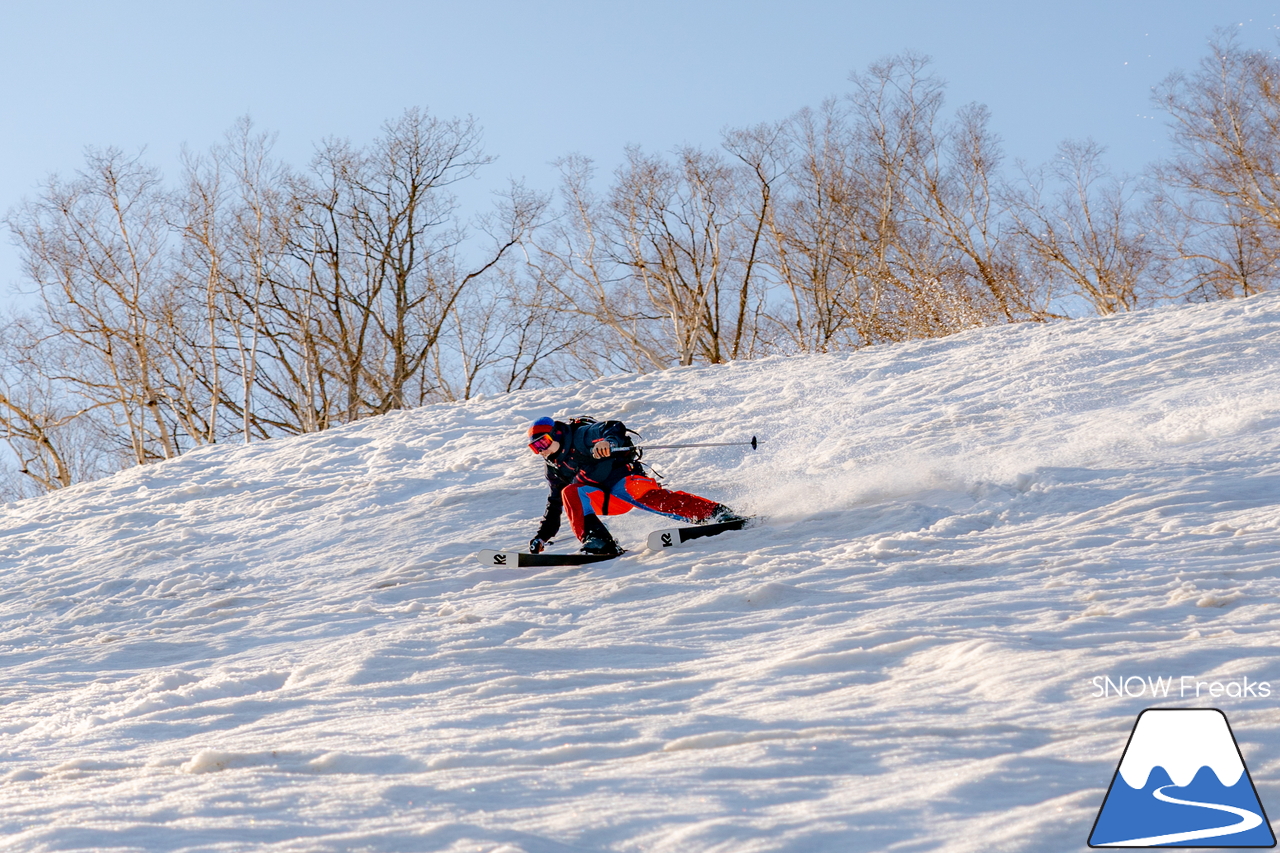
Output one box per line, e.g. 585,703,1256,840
2,295,1280,851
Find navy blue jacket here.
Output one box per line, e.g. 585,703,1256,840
534,420,640,541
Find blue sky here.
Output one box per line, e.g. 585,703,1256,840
2,1,1278,295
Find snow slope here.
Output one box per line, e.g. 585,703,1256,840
3,293,1280,852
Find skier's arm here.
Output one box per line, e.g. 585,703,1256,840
587,420,630,458
535,487,563,541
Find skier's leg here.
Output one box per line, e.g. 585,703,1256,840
561,483,595,540
611,475,720,523
564,482,621,554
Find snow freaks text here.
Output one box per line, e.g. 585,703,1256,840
1091,676,1273,700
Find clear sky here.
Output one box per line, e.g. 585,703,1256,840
2,1,1278,296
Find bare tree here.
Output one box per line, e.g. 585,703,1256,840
176,118,299,443
737,101,908,352
283,108,539,419
739,54,1043,352
527,154,670,373
530,144,771,373
846,54,1039,333
436,256,589,399
1151,31,1280,298
7,148,183,464
0,316,77,492
608,145,768,366
0,110,558,496
1008,139,1156,314
751,106,875,352
491,280,591,393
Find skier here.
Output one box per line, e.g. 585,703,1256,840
526,416,745,556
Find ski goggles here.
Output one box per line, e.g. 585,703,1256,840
528,433,554,454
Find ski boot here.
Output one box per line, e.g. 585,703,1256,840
579,515,623,556
706,504,748,525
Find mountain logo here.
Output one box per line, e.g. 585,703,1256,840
1089,708,1275,848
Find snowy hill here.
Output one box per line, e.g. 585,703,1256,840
3,293,1280,852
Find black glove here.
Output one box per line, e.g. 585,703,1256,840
529,537,548,554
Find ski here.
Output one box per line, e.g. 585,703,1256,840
476,549,624,568
647,518,750,551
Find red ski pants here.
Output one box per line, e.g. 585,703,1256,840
561,475,718,540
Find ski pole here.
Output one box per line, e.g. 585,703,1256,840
630,436,759,451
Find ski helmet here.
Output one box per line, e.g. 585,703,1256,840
527,417,557,453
